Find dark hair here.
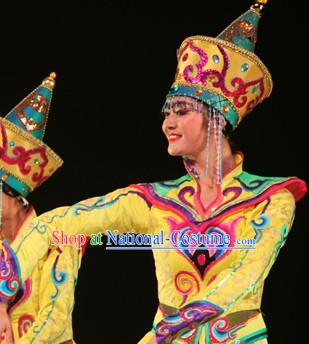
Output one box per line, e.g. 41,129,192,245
2,182,30,209
3,182,21,198
222,119,240,152
222,120,233,138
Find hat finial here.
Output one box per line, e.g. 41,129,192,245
251,0,268,13
42,71,56,90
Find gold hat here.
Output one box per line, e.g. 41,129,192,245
167,0,272,129
0,73,63,197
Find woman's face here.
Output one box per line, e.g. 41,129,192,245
162,97,209,159
1,191,16,220
1,185,26,221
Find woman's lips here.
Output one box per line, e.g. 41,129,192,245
168,134,182,142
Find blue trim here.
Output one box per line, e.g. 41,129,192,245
37,85,52,100
5,85,52,140
218,10,260,53
5,110,25,131
0,170,31,197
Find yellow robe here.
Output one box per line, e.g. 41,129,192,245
0,153,307,343
0,208,83,343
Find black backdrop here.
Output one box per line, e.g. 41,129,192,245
0,1,308,343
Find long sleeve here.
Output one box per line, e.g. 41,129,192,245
155,188,296,343
17,246,80,343
0,186,152,302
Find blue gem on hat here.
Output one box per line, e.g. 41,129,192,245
212,55,220,64
252,85,259,94
241,63,249,72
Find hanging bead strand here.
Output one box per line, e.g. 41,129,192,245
205,106,213,181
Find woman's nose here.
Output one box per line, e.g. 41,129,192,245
164,113,178,129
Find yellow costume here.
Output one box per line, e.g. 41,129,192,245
0,2,307,343
0,152,307,343
0,74,84,343
1,208,81,343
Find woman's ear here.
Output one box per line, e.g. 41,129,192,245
222,117,227,129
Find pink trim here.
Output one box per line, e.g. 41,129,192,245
284,178,307,202
194,183,223,218
132,177,307,225
184,151,243,218
181,42,265,110
133,184,190,223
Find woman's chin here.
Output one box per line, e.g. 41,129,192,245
167,147,184,156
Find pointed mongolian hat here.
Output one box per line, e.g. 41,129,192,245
0,73,63,197
167,0,271,129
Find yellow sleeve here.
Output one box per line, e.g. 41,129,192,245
18,247,80,343
0,186,151,301
155,189,296,342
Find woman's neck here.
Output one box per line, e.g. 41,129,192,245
189,138,235,189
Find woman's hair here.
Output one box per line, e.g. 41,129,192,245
222,120,240,151
3,182,20,198
2,182,30,209
222,120,233,138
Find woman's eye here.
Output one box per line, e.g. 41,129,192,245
175,110,189,116
160,108,190,117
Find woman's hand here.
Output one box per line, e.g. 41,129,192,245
0,302,14,344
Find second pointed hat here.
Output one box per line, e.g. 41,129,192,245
167,0,272,130
0,73,63,197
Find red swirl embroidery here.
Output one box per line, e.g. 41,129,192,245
175,271,200,306
0,123,49,185
181,41,265,110
18,314,35,337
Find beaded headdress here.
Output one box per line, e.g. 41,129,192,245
165,0,271,130
0,73,63,197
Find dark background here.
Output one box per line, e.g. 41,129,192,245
1,1,308,343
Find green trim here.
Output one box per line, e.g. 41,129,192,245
193,325,203,344
151,322,157,333
0,170,31,196
237,172,289,195
205,323,211,344
230,328,268,343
